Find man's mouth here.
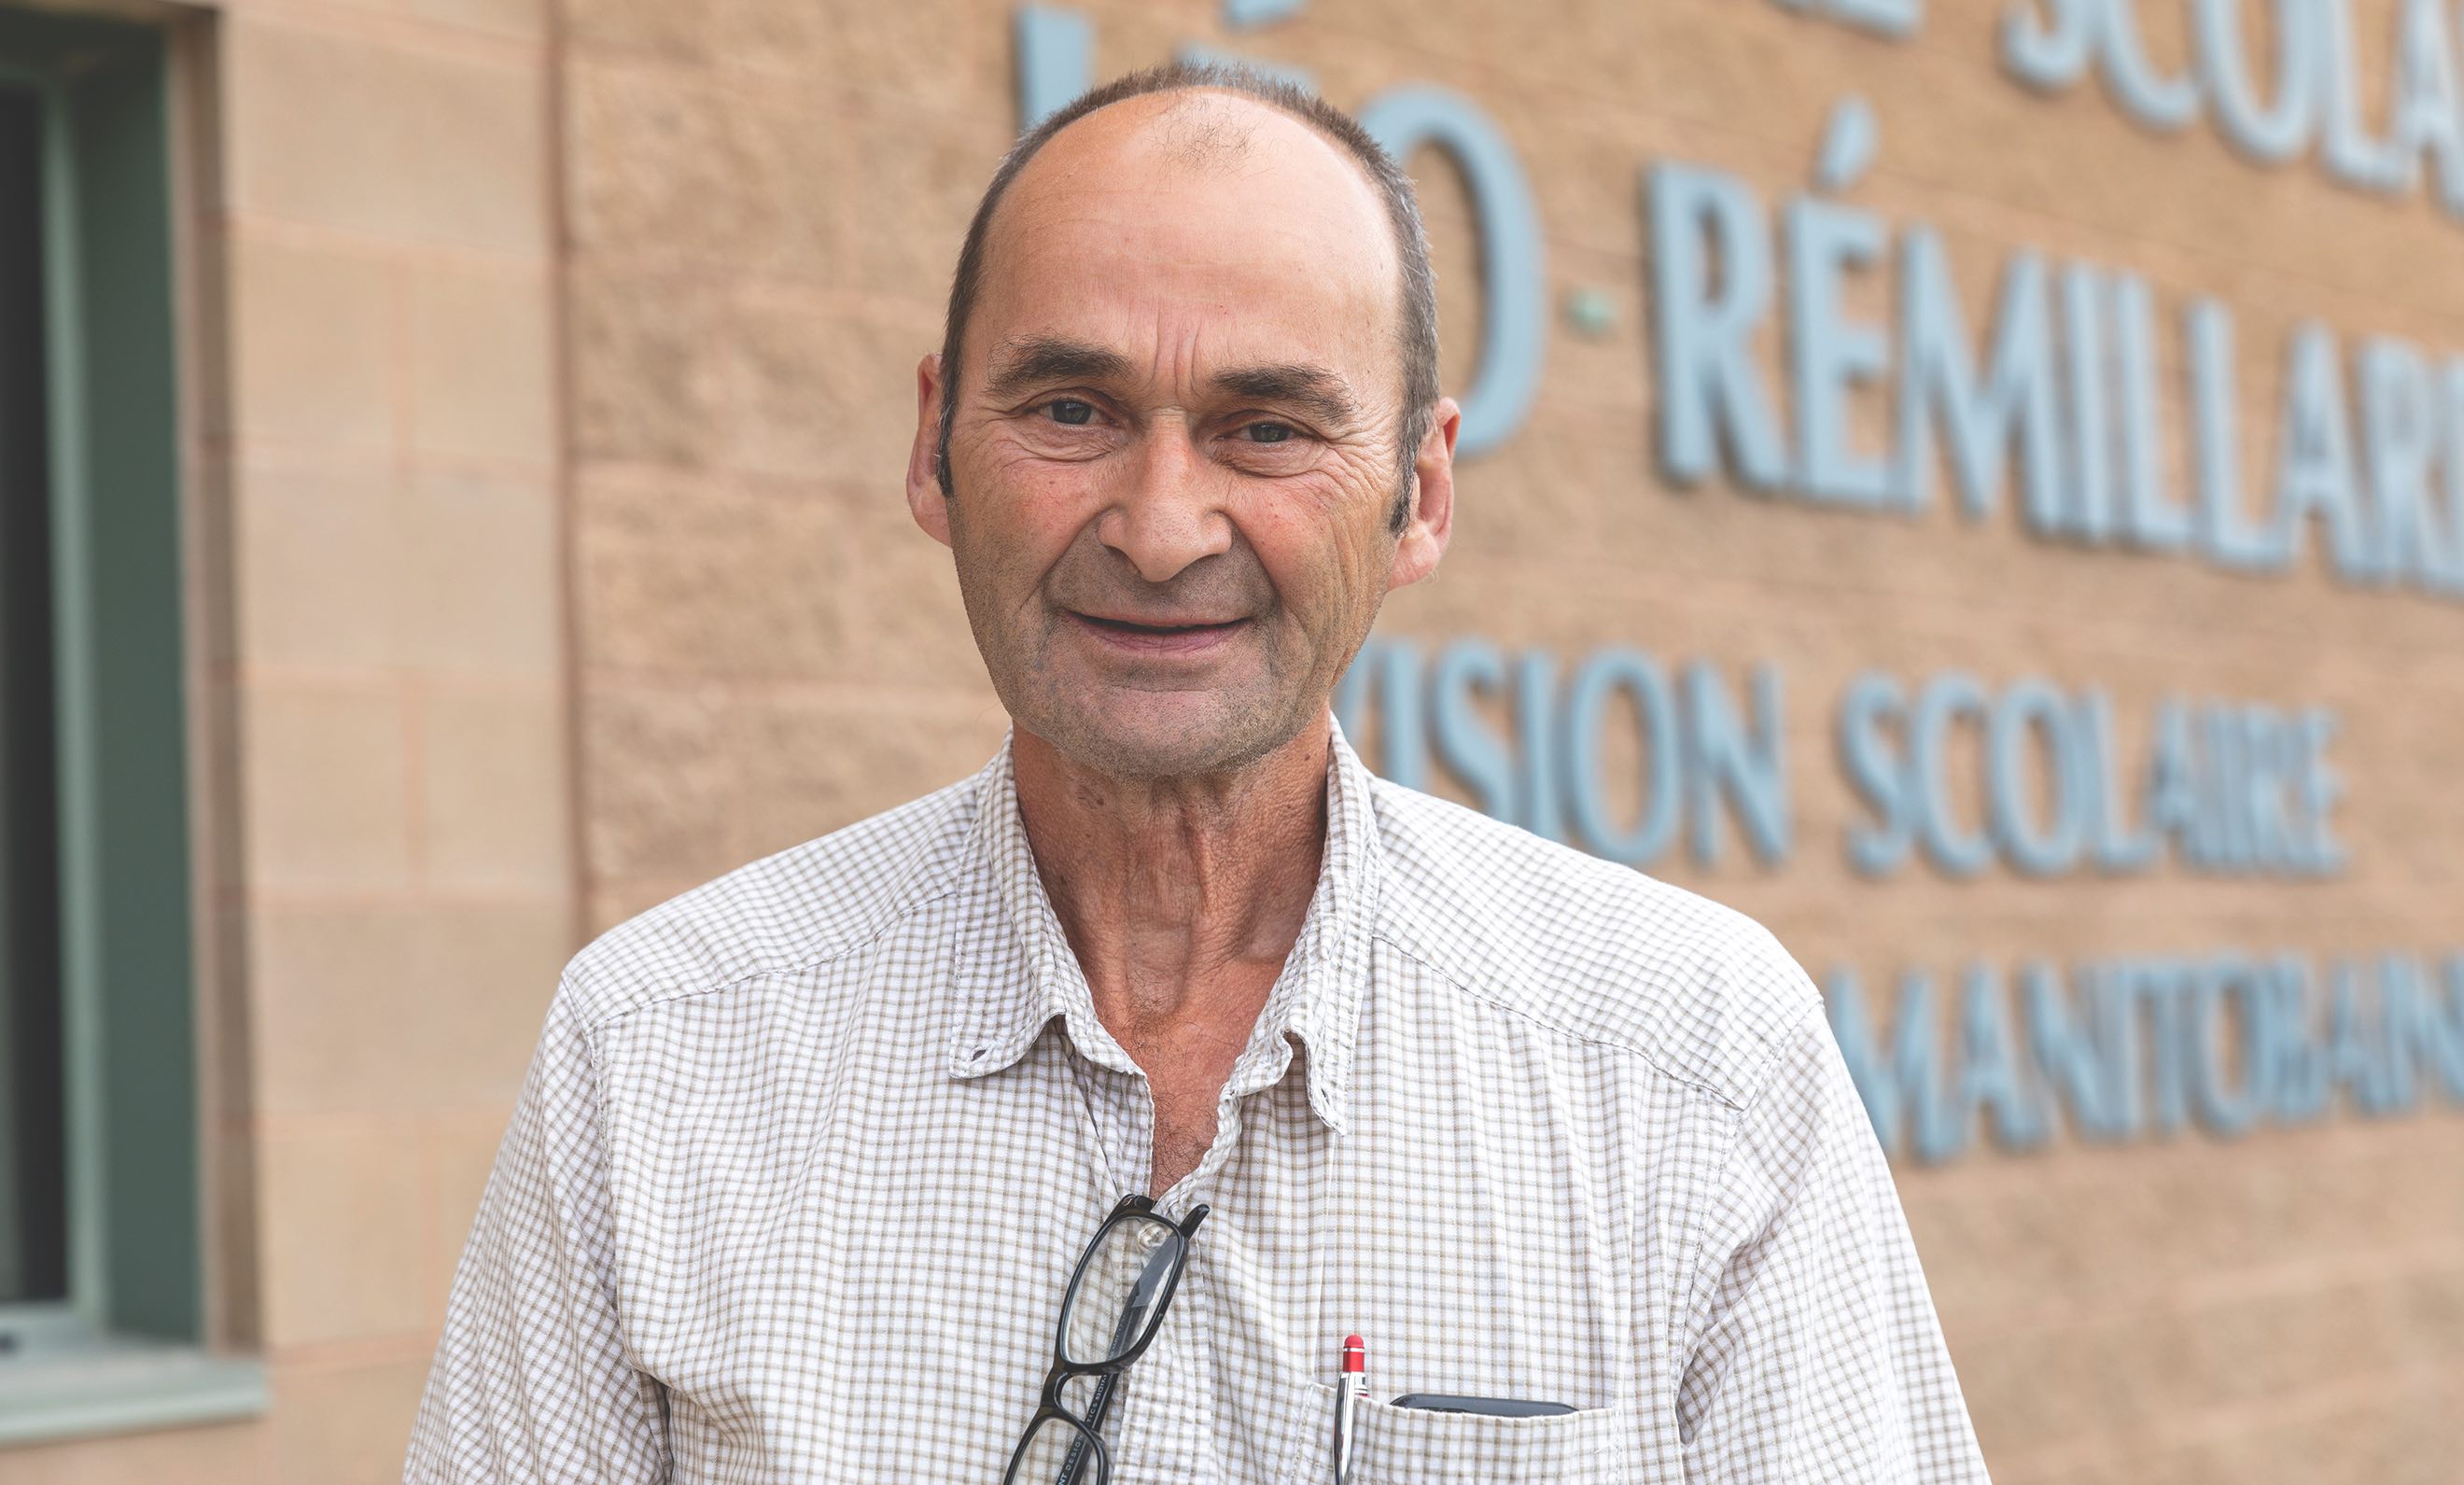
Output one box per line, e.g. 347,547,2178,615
1068,611,1251,653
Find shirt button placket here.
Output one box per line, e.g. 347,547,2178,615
1112,1248,1216,1485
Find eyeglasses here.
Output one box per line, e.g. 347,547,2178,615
1001,1194,1211,1485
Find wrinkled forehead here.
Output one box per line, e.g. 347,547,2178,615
969,91,1405,399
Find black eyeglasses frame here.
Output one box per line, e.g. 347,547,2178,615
999,1193,1212,1485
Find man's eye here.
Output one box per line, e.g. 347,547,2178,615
1244,422,1295,444
1046,399,1095,426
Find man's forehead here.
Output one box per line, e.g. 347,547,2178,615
970,90,1402,376
1013,88,1384,211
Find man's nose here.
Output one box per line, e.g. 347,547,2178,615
1098,425,1234,584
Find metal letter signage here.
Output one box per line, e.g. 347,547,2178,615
1004,3,2464,1161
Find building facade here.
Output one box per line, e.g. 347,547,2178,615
1,0,2459,1479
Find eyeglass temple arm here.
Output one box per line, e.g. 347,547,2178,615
1075,1282,1153,1443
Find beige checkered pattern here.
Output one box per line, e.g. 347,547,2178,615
406,723,1989,1483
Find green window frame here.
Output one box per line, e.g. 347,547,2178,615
0,4,262,1446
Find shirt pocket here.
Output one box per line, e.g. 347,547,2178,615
1289,1387,1631,1485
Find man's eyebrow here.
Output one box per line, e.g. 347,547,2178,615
1209,363,1360,427
980,338,1137,400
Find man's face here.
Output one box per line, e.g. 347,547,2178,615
907,92,1456,779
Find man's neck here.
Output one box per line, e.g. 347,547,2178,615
1010,717,1331,1041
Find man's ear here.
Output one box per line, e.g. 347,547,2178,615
1387,395,1460,592
906,352,953,549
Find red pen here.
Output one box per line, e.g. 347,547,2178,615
1331,1334,1367,1483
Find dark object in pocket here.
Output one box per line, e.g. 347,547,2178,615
1389,1394,1576,1419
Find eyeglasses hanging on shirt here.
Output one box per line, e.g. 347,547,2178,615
1003,1194,1211,1485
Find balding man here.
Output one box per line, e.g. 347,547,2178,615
408,64,1989,1485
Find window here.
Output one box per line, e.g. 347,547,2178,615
0,5,261,1444
1,70,66,1316
1,68,62,1312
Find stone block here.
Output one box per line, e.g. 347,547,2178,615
232,464,401,670
265,1351,433,1485
1953,1322,2095,1460
237,466,560,679
567,264,724,466
248,901,566,1117
713,94,845,282
312,0,551,38
587,877,698,937
1441,403,1631,562
415,684,571,896
239,680,415,896
227,14,546,254
707,0,1004,109
818,483,985,689
573,470,842,677
3,1421,272,1485
257,1122,429,1349
407,262,555,467
230,236,395,455
421,1112,513,1318
730,690,1008,859
390,0,549,40
722,303,926,484
398,468,564,679
566,61,777,258
396,904,567,1106
563,0,713,61
2389,1263,2464,1367
580,679,739,882
834,92,1008,304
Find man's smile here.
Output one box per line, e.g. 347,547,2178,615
1066,609,1253,655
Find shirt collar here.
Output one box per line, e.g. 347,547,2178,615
945,718,1382,1135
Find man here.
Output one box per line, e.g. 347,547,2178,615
408,63,1989,1484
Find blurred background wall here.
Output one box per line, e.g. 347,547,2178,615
1,0,2459,1480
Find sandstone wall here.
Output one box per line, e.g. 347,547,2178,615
17,1,2459,1480
563,4,2464,1481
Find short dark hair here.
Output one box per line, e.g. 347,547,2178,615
936,63,1441,534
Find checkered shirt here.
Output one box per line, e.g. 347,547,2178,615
406,722,1990,1484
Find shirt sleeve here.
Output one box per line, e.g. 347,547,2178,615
1676,1005,1991,1483
405,982,671,1483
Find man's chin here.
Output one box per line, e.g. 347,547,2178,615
1026,695,1305,781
